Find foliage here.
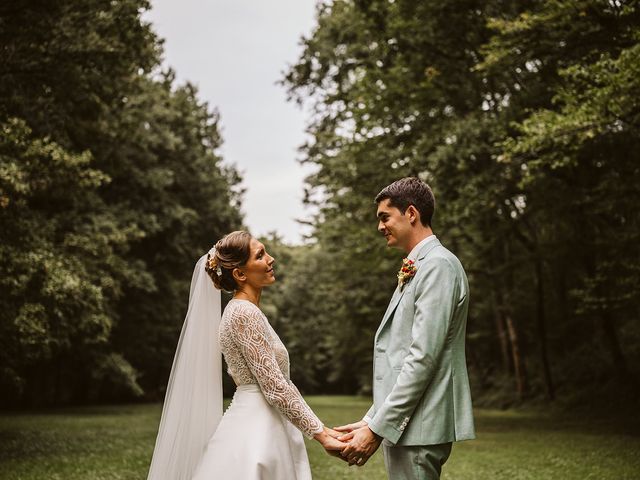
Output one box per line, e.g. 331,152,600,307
2,0,639,410
0,118,124,404
279,0,640,405
0,0,242,406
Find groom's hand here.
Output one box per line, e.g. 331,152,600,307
340,426,382,466
326,447,349,462
324,427,343,439
333,419,367,434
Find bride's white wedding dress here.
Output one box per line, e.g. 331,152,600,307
191,298,323,479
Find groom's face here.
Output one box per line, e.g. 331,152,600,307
376,199,412,250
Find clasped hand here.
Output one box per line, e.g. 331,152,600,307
325,420,382,466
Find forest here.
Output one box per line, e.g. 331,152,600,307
1,0,639,410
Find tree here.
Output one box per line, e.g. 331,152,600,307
0,0,243,406
281,0,640,405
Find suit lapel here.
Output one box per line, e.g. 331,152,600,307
376,286,405,338
375,238,442,341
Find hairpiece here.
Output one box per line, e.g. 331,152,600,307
206,247,223,277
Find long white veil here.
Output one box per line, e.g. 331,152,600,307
147,249,223,480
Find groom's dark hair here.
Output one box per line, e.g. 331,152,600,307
375,177,435,227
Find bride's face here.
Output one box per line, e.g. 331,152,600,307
236,238,276,288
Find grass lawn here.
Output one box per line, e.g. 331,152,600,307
1,396,639,479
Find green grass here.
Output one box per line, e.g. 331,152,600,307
1,397,639,479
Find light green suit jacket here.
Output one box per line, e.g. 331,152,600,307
366,238,475,446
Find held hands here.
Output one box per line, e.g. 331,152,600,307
333,419,368,434
333,420,382,466
314,427,347,457
317,420,383,466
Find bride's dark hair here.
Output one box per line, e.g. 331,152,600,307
205,230,252,292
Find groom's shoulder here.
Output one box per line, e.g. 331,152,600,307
424,243,465,272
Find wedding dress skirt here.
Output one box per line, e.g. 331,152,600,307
191,384,313,480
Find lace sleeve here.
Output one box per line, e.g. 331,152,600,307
229,306,324,438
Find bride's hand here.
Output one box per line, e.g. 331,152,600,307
314,427,347,453
333,419,367,434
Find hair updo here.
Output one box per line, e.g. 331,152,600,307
205,230,252,292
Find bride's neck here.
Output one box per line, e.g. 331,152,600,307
233,285,262,306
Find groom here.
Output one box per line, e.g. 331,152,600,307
335,177,475,479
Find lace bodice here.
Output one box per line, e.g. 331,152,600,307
219,299,323,438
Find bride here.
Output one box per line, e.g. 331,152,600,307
147,230,344,479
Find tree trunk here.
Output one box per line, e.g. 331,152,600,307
600,311,628,378
492,288,512,374
534,258,555,400
505,312,528,399
502,241,528,399
584,257,629,379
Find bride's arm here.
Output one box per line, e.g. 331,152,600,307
289,382,345,451
229,306,324,438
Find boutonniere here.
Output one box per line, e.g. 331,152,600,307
397,258,417,290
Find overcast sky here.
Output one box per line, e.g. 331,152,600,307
144,1,318,244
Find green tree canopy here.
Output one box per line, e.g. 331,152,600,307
0,0,243,406
277,0,640,406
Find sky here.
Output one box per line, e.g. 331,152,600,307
144,1,318,244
